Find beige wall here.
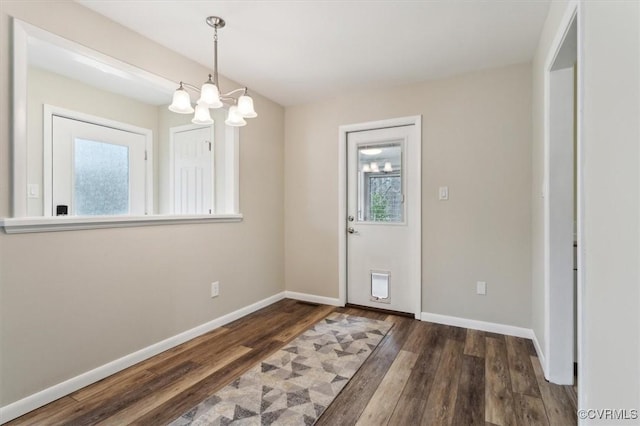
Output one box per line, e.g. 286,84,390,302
580,1,640,419
0,1,284,406
285,63,533,328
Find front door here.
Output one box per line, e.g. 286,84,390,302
346,123,421,316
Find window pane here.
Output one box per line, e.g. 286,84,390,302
74,139,129,215
357,143,403,222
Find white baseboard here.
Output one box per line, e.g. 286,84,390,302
284,291,342,307
420,312,534,339
530,331,548,378
0,291,287,424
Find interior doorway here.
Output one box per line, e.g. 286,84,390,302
545,10,578,385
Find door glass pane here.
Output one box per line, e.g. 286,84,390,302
74,138,129,215
357,143,403,222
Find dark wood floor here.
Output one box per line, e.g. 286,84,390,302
6,299,577,425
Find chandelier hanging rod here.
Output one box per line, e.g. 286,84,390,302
168,16,257,127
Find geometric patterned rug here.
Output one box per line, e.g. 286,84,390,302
168,312,393,425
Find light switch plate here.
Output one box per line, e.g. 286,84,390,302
439,186,449,201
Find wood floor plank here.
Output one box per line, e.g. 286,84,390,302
530,356,577,426
224,298,298,330
4,396,79,426
525,338,538,357
402,320,432,354
464,329,486,358
452,354,485,426
422,338,465,425
565,383,578,412
356,349,418,426
484,331,507,342
412,323,450,373
315,315,413,426
131,338,285,425
95,346,252,425
272,304,334,342
506,336,541,397
338,306,389,321
134,326,231,374
64,361,201,425
70,367,157,403
442,324,467,342
514,393,550,426
485,337,518,426
388,321,447,425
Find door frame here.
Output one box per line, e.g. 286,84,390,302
542,0,583,387
338,116,422,319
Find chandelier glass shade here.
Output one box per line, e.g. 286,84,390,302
168,16,257,127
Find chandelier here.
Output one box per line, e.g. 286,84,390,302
168,16,257,127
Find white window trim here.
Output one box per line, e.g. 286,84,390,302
43,105,154,217
0,214,243,234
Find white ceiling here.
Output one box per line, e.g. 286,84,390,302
77,0,551,107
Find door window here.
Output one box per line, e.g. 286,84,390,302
357,143,403,222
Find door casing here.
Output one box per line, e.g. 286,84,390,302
338,116,422,318
542,2,582,387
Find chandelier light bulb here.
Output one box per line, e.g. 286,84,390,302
384,162,393,172
371,162,380,173
362,164,372,173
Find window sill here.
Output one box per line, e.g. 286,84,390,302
0,214,243,234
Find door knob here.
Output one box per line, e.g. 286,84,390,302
347,227,357,234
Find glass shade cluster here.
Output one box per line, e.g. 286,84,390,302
362,162,393,173
169,78,257,127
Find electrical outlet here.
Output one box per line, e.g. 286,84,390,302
211,281,220,298
476,281,486,295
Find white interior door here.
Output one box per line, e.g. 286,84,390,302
346,125,420,315
171,125,214,214
51,115,146,216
